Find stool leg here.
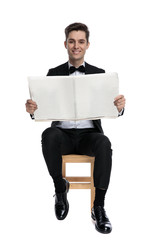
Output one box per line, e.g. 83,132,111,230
91,160,95,212
62,160,66,179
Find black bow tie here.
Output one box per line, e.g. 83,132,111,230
69,65,85,74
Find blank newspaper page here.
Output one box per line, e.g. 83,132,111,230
28,73,119,121
74,73,119,120
28,76,75,121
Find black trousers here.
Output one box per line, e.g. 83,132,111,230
41,127,112,190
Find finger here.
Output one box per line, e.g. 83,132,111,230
29,106,38,110
26,99,37,105
26,102,38,108
114,98,126,105
114,102,123,107
26,103,37,110
116,102,125,107
114,95,124,101
114,99,126,107
28,102,37,107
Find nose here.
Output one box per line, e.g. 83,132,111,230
74,41,79,49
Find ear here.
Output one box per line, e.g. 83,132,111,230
86,42,90,49
64,41,67,49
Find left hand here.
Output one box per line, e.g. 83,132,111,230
114,95,126,113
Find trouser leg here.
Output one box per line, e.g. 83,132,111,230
41,127,75,180
76,130,112,190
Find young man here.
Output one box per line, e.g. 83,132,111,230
25,22,125,234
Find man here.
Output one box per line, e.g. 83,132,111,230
25,22,125,234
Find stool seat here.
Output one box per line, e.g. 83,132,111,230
62,154,95,212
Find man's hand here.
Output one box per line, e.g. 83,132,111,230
114,95,126,113
25,99,38,114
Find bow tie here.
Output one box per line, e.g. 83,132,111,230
69,65,85,74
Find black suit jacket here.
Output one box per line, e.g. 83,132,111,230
47,62,105,134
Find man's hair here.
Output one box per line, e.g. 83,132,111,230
65,22,90,43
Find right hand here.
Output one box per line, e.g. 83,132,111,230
25,99,38,115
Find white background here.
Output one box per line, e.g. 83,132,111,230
0,0,160,239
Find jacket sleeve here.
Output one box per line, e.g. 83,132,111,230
118,108,125,117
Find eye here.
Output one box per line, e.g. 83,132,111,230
68,40,74,44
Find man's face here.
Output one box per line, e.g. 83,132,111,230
64,30,90,64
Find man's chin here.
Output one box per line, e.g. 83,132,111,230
70,56,84,62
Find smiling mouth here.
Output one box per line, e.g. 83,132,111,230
72,50,81,54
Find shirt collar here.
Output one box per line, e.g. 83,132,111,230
68,61,85,68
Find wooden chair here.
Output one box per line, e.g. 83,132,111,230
62,154,95,212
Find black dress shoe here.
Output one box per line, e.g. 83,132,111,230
91,206,112,234
54,179,70,220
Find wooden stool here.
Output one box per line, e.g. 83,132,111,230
62,154,95,212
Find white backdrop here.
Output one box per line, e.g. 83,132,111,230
1,0,160,239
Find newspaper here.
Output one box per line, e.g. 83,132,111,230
28,73,119,121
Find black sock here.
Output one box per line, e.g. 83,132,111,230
53,175,66,193
94,188,107,208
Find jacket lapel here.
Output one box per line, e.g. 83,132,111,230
61,62,70,75
85,62,92,75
